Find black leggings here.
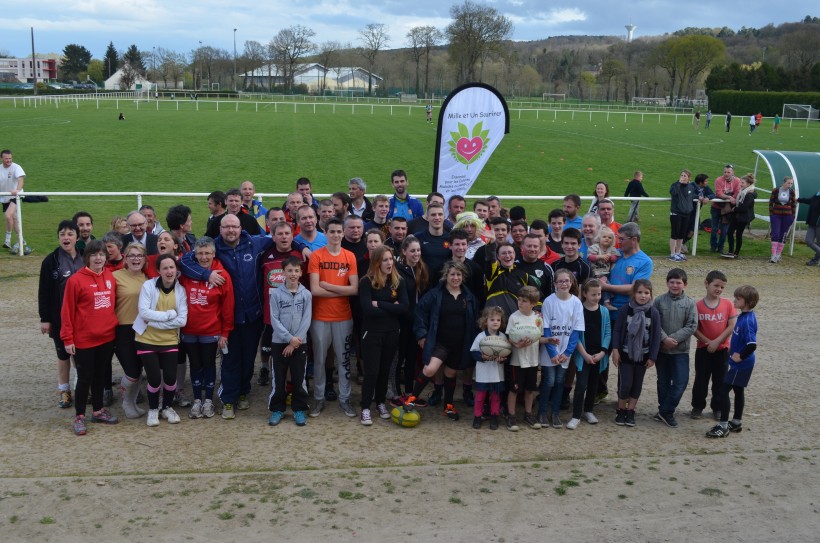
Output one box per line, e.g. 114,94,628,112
139,346,178,410
572,361,601,418
395,319,418,395
360,328,400,409
727,220,750,255
115,324,142,380
719,382,745,423
73,341,115,415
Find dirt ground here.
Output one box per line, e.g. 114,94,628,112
1,255,819,542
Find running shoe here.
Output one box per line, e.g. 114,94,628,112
268,411,284,426
161,407,181,424
566,417,581,430
339,399,356,417
706,424,730,438
728,420,743,433
90,408,119,424
625,410,636,427
147,409,160,427
73,414,87,435
444,404,460,421
58,390,73,409
202,399,215,418
293,410,308,426
583,412,599,424
222,403,235,420
615,409,626,426
189,399,203,419
427,388,442,407
237,395,250,410
309,399,324,417
175,391,192,408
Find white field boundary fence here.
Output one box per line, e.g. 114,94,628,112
1,192,786,257
0,94,763,126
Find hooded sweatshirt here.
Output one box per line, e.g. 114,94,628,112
60,266,118,349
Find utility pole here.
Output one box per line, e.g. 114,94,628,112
233,28,238,92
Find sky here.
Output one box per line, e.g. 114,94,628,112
4,0,818,60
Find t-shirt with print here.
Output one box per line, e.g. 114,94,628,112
696,297,737,350
507,310,542,368
469,331,506,384
308,246,357,322
540,294,585,368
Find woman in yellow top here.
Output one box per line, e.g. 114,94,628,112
137,254,188,427
112,242,149,419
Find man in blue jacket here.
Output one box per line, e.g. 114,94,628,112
387,169,424,220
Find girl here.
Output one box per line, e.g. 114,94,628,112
611,279,661,427
566,279,611,430
469,306,508,430
588,181,610,215
358,246,408,425
586,226,619,308
137,254,188,427
60,240,119,435
722,174,757,259
768,176,796,263
539,268,585,428
112,242,149,419
179,237,234,419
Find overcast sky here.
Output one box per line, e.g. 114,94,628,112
5,1,818,59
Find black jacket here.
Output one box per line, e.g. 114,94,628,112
38,247,84,338
798,192,820,227
121,232,160,255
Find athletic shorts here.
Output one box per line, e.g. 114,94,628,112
430,343,463,370
670,213,689,240
505,364,539,392
52,336,69,361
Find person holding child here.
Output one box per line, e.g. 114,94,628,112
706,285,759,438
611,279,661,427
469,306,508,430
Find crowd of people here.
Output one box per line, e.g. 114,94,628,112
38,169,766,439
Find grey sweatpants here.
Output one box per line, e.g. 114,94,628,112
806,225,820,257
310,319,354,402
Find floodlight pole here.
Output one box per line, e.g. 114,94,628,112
31,27,37,96
233,28,237,92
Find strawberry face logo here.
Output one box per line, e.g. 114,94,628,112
449,122,490,166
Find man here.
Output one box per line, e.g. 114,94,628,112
408,192,450,234
341,215,367,260
528,219,560,265
296,177,319,211
72,211,95,252
266,206,286,228
563,194,583,231
486,196,503,220
240,180,268,231
516,232,555,305
710,164,740,253
206,189,263,238
414,203,452,280
551,228,591,284
547,209,565,254
449,228,484,303
318,199,335,232
387,169,424,220
308,218,359,419
1,150,29,253
166,204,196,253
364,194,390,237
258,221,306,386
121,210,159,254
139,205,164,236
473,217,511,271
447,195,466,224
294,205,327,251
384,216,408,251
206,190,227,233
596,198,621,248
179,214,274,419
453,211,485,260
579,213,601,260
473,199,493,242
348,177,374,221
283,191,305,236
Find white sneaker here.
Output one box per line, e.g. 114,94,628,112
189,399,203,419
147,409,160,427
161,407,181,424
202,399,215,418
583,412,599,424
360,408,373,426
566,417,581,430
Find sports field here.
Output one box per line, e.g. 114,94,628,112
1,96,818,256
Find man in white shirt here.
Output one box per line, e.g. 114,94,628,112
1,150,28,253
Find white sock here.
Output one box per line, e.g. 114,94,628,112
4,232,10,242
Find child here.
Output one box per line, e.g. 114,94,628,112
267,257,313,427
469,306,508,430
586,226,619,308
691,270,737,420
505,286,549,431
653,268,697,428
539,270,585,429
669,169,695,262
706,285,758,438
566,279,611,430
552,228,591,284
547,209,565,254
611,279,661,427
624,170,649,223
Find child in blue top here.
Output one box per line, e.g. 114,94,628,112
706,285,758,438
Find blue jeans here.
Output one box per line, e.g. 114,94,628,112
710,207,728,251
539,365,567,415
655,352,690,415
218,318,263,405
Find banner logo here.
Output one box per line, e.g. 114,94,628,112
450,122,490,166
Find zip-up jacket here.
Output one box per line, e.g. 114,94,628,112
269,282,312,344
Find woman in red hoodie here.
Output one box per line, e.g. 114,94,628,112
61,239,119,435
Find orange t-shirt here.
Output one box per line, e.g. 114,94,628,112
308,246,357,322
696,297,737,349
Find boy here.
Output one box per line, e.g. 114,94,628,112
669,169,695,262
691,270,737,420
546,209,565,254
551,228,590,284
505,286,547,431
706,285,758,438
652,268,697,428
624,170,649,223
268,257,313,427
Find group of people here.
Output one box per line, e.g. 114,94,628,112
37,169,763,439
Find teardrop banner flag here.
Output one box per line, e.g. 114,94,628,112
432,82,510,204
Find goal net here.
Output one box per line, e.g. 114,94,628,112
542,93,566,101
782,104,819,121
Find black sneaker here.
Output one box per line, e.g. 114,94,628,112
657,412,679,428
506,415,519,432
257,367,270,386
624,410,636,427
489,416,499,430
690,408,703,419
428,388,442,407
706,424,730,438
728,420,743,433
444,404,460,421
523,412,540,429
472,416,482,429
807,257,819,266
615,409,626,426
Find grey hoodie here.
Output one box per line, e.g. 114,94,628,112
653,291,697,355
269,282,312,344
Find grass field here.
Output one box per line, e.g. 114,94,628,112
1,96,818,257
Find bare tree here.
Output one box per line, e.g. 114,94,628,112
358,23,389,95
446,1,513,83
317,41,342,93
406,26,443,97
270,25,316,92
243,40,266,90
119,63,138,90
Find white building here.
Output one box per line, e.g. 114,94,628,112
103,65,152,91
239,63,382,93
0,56,59,83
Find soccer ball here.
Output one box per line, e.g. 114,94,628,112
507,324,542,344
391,406,421,427
479,335,512,359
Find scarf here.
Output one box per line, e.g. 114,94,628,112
626,299,652,359
736,184,755,205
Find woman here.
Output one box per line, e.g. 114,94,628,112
179,237,234,419
103,231,125,272
393,235,429,402
60,240,119,435
111,216,130,235
112,242,149,419
137,254,188,426
588,182,610,215
768,176,796,263
722,174,758,259
484,243,536,317
358,246,408,425
408,260,479,421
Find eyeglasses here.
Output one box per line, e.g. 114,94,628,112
126,254,145,259
128,222,146,228
725,164,733,169
221,225,241,229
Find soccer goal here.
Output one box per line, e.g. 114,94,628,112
542,93,566,102
782,104,819,121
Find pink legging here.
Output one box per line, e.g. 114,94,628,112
474,389,502,417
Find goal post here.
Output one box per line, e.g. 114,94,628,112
782,104,819,121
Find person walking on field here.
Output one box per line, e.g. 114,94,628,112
1,150,30,254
